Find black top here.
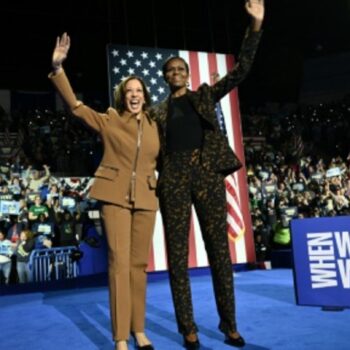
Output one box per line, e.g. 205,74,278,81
166,94,203,152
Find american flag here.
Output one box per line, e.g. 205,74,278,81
107,46,177,106
215,101,245,242
107,44,255,270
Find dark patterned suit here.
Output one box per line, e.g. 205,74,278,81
152,28,262,336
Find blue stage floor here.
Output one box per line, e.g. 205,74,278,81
1,268,349,350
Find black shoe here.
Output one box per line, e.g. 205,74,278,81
131,333,155,350
135,345,154,350
183,334,200,349
224,332,245,348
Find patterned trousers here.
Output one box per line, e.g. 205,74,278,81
159,149,237,335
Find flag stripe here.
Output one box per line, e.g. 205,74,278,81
152,211,167,271
188,51,205,269
226,55,254,262
188,52,201,90
192,208,209,267
207,53,218,85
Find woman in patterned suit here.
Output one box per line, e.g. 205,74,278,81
153,1,265,348
49,33,159,350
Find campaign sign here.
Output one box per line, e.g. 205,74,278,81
0,200,20,215
291,216,350,308
0,240,13,255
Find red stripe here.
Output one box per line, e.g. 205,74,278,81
226,55,255,263
210,53,239,262
188,213,198,268
147,243,155,272
207,53,218,85
227,203,244,226
188,52,201,90
163,222,169,271
226,182,244,226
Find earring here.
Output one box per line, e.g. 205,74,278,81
186,82,190,87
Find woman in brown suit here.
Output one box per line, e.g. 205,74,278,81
49,33,159,350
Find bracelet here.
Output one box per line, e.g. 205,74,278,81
53,65,62,72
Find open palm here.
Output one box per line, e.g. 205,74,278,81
52,32,71,68
245,0,265,21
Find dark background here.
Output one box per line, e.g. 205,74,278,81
1,0,350,110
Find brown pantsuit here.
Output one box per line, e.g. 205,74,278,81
49,70,160,342
102,205,156,340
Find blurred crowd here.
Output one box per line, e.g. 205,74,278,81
242,95,350,260
0,95,349,283
0,162,97,285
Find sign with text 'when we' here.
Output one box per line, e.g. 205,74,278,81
291,216,350,308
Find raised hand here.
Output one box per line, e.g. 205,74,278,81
245,0,265,23
52,32,71,70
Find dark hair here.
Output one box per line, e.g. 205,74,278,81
162,56,189,79
114,76,151,113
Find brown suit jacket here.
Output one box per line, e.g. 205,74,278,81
49,70,160,210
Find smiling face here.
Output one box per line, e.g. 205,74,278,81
123,79,145,114
163,57,189,93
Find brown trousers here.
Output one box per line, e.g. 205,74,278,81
101,204,156,341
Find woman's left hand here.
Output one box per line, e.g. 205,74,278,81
245,0,265,22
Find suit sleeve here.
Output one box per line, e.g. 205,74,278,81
210,27,263,102
48,69,110,133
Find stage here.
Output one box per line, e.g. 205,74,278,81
1,268,349,350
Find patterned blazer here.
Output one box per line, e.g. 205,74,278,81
151,28,263,180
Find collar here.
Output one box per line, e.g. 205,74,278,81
120,110,152,125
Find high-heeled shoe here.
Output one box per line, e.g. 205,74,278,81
183,333,200,350
224,331,245,348
131,332,155,350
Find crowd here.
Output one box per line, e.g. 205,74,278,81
0,95,349,283
0,162,96,285
242,95,350,260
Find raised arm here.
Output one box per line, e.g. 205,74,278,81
209,0,265,102
49,33,111,132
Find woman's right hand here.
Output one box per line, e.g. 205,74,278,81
52,32,71,71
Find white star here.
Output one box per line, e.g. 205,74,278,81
158,87,165,94
112,50,119,57
113,67,120,74
142,69,150,76
114,84,119,90
127,51,134,58
141,52,148,59
149,61,156,68
150,78,157,85
120,59,127,66
156,70,162,77
121,76,127,81
135,60,141,67
155,53,162,60
128,68,135,75
152,95,159,102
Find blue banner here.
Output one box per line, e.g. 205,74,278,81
291,216,350,308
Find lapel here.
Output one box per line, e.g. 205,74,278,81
186,88,214,126
155,98,169,138
156,86,215,140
